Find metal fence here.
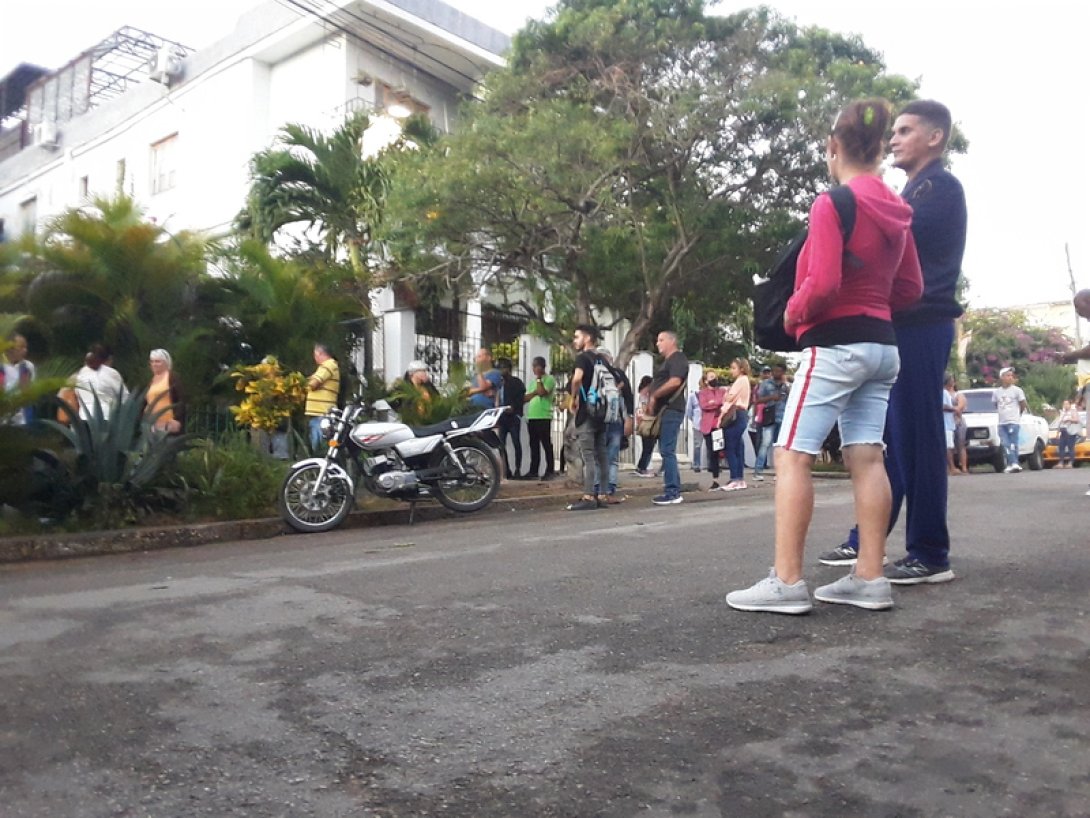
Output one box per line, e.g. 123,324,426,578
185,405,238,439
412,332,482,387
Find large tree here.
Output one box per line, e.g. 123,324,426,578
382,0,920,364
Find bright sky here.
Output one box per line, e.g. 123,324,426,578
2,0,1087,311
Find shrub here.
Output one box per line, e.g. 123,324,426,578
175,433,289,520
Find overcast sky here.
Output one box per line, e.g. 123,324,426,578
2,0,1087,311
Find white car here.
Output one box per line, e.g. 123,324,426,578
960,388,1049,472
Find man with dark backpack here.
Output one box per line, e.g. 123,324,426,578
591,347,633,503
566,324,613,511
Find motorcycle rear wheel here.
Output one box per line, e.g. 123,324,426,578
280,463,354,533
430,438,500,513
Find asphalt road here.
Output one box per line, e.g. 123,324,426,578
2,467,1088,818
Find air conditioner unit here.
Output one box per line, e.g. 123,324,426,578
148,47,184,86
33,120,60,150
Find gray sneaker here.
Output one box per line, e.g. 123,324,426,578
814,572,893,610
726,569,812,614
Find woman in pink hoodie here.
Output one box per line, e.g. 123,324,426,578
727,98,924,615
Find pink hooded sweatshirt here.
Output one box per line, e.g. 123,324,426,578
785,175,923,342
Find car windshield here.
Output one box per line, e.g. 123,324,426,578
963,391,996,413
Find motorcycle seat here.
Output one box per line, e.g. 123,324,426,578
412,412,485,438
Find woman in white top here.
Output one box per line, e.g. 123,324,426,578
1057,399,1082,468
74,344,128,421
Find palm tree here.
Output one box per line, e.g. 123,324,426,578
19,195,208,384
211,240,363,375
237,111,436,376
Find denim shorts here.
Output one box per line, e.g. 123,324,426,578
777,343,900,455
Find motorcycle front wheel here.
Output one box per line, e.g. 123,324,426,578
279,463,354,533
430,438,501,513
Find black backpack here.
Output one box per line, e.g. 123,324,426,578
753,185,857,352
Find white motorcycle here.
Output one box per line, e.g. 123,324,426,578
279,400,506,533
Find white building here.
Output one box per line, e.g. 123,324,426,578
0,0,543,380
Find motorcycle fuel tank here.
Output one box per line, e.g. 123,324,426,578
349,421,415,450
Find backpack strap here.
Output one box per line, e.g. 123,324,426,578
828,184,861,268
827,185,856,240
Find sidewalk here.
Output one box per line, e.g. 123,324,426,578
0,465,800,564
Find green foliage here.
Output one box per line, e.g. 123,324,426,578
211,242,361,377
238,111,437,282
38,389,193,527
16,195,208,383
490,341,520,367
962,309,1075,410
174,434,289,520
229,356,308,434
388,361,471,425
383,0,925,365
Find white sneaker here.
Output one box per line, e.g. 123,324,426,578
726,569,812,614
1010,463,1023,473
814,572,893,610
1003,465,1015,474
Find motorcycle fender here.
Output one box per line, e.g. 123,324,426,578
289,458,355,493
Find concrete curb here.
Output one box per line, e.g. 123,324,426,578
0,484,666,564
0,471,848,564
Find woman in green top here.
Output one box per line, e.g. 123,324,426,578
523,356,556,479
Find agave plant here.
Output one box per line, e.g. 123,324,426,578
39,387,192,525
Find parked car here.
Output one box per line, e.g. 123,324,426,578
960,388,1050,472
1043,410,1089,468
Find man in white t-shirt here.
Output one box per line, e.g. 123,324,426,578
991,366,1028,473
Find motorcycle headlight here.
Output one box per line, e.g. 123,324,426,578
319,416,335,439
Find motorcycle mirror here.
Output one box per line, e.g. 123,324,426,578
373,399,392,412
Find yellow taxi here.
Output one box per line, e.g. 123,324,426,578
1043,411,1090,467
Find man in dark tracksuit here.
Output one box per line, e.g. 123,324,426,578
819,100,967,584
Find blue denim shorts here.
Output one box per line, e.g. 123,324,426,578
776,343,900,455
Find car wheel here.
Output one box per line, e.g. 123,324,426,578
992,449,1006,473
1027,441,1045,471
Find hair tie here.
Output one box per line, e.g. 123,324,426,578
863,106,875,127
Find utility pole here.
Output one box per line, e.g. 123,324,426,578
1067,243,1082,346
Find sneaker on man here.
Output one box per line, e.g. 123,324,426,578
883,557,955,585
652,494,683,505
1010,463,1023,473
818,542,859,566
708,481,721,491
814,572,893,610
633,469,657,478
726,569,812,614
1002,464,1014,473
752,473,765,482
566,498,599,512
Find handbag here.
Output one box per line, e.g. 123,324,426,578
719,405,737,429
711,428,725,451
637,412,662,439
